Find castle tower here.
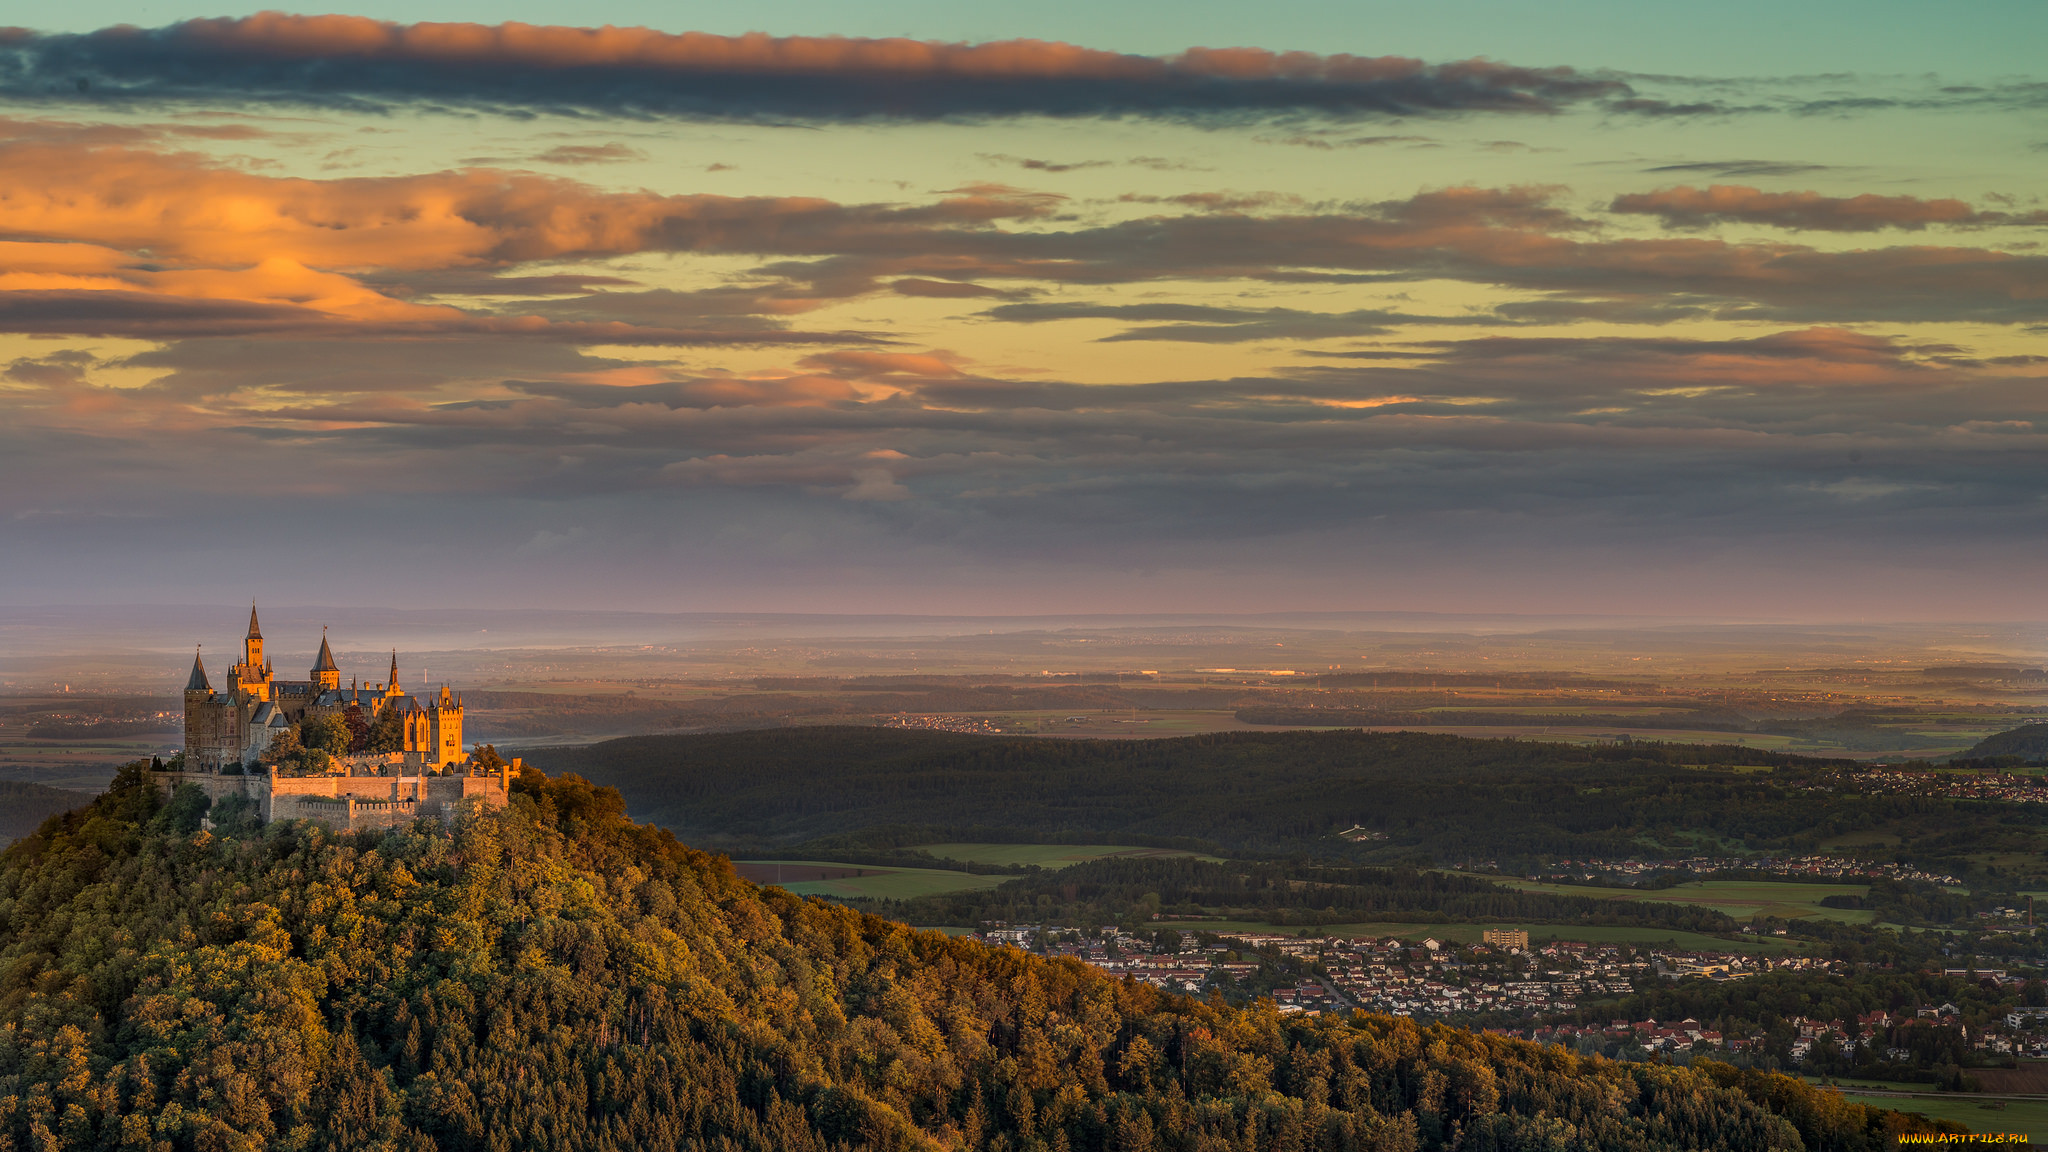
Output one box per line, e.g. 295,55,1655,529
385,650,403,697
181,647,234,772
182,648,212,756
312,629,341,691
399,685,465,768
431,685,464,767
244,604,264,670
231,603,274,704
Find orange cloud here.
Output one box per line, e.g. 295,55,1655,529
797,350,967,379
3,17,1628,121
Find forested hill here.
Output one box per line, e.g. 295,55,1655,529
0,780,90,842
0,762,1950,1151
522,727,1878,859
1959,723,2048,760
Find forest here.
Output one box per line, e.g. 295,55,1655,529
0,761,1956,1150
849,857,1741,937
524,727,1974,867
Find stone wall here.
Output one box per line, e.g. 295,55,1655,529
152,766,509,831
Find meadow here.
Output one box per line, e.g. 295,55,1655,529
733,859,1003,900
918,842,1221,866
1486,877,1876,924
1822,1087,2048,1138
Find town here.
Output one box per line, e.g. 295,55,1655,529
1516,854,1961,887
975,924,2048,1067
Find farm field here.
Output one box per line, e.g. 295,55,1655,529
944,710,1879,751
1826,1088,2048,1138
0,736,167,792
918,842,1220,867
733,859,1002,900
1150,920,1790,953
1484,877,1876,924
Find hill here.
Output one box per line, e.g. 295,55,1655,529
519,727,1878,860
1958,723,2048,760
0,762,1952,1150
0,779,92,841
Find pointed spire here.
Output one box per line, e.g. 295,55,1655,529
246,602,262,639
389,649,400,688
313,628,338,673
185,646,211,691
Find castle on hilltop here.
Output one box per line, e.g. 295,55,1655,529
182,605,464,772
164,606,510,831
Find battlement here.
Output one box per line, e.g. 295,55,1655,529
151,761,513,832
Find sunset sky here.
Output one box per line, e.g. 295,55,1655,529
1,2,2044,617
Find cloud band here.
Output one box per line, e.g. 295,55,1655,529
0,16,1628,121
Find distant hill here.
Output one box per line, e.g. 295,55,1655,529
520,727,1863,859
1958,723,2048,760
0,761,1951,1150
0,780,92,841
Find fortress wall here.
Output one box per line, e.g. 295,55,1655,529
153,768,509,830
152,771,269,810
269,794,419,831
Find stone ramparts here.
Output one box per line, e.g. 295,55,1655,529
151,763,511,831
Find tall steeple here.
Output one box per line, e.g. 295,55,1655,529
387,650,401,694
312,628,340,690
243,601,264,669
185,647,211,692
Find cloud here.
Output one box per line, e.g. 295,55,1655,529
2,124,2039,348
0,16,1632,122
6,311,2045,613
740,185,2047,326
1262,133,1435,150
1642,160,1835,178
1117,191,1304,213
978,153,1112,173
982,300,1489,343
1606,97,1767,117
531,142,646,165
1611,185,2048,232
796,350,967,379
889,278,1011,299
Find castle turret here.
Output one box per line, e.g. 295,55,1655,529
181,646,236,772
312,629,340,691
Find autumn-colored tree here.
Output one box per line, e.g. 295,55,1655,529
0,761,1963,1152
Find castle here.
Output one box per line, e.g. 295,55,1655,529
162,606,510,831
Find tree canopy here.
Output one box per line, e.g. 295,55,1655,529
0,762,1954,1150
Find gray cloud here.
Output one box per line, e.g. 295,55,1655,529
1642,160,1836,177
1610,185,2048,232
5,322,2044,611
0,17,1629,123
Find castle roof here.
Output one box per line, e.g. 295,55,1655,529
247,604,262,640
314,687,389,708
313,632,338,673
185,649,211,691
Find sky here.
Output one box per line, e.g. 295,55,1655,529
0,3,2044,618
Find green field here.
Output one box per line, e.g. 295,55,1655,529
1486,877,1875,924
1828,1088,2048,1139
1150,919,1789,952
919,842,1221,867
744,860,1004,900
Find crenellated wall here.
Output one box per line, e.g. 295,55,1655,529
151,763,510,831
